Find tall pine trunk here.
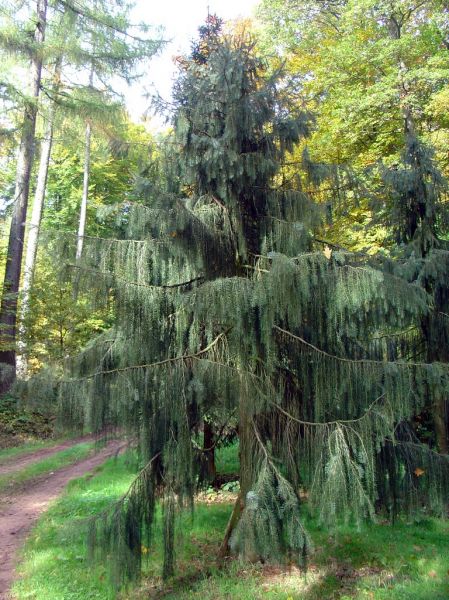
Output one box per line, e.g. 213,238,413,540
0,0,48,393
433,395,448,454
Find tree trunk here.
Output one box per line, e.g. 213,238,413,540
203,419,217,483
17,65,61,377
218,491,243,560
434,398,448,454
219,399,253,558
76,67,94,262
0,0,48,393
76,122,91,260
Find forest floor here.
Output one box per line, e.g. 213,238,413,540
0,438,124,599
10,445,449,600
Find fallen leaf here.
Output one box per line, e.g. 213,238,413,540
323,245,332,260
414,467,425,477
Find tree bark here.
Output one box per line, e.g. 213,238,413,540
76,67,94,262
17,61,61,377
0,0,48,393
433,398,448,454
219,399,253,558
75,122,91,260
203,419,217,483
218,491,243,560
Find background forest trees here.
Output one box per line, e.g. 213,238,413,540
258,0,449,249
0,0,162,384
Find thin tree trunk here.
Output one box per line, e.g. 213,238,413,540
218,491,243,559
0,0,48,393
76,122,91,260
17,70,60,377
203,419,217,483
434,398,448,454
76,68,94,262
219,400,253,558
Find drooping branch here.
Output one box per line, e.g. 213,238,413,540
60,331,228,382
274,326,447,369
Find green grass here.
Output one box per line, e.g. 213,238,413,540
13,452,137,600
215,441,239,475
136,515,449,600
0,441,96,493
13,449,449,600
0,439,56,465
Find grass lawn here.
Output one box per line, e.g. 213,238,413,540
0,441,96,493
13,446,449,600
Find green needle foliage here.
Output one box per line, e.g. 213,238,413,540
22,21,449,589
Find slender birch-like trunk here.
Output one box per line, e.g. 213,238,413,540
76,122,91,260
76,68,94,261
16,59,62,378
0,0,48,392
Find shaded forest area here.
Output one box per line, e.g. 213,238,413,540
0,0,448,598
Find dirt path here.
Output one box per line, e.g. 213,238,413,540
0,439,124,599
0,435,96,477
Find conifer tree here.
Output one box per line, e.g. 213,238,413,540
380,134,449,454
375,1,449,454
31,24,449,586
258,0,449,453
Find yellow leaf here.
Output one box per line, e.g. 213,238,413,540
414,467,425,477
323,245,332,260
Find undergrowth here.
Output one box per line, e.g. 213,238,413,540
0,395,54,448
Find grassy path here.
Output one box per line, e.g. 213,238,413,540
0,440,123,599
0,442,98,494
0,436,95,475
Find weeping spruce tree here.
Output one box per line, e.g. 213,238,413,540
45,27,449,585
380,133,449,457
